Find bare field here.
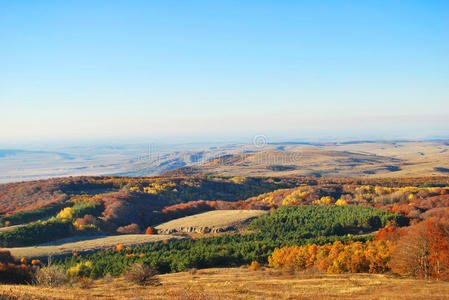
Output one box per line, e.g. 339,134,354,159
155,210,267,234
4,234,184,260
1,267,449,299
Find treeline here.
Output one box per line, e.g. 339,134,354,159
0,204,65,227
0,201,103,247
249,205,407,240
0,219,75,247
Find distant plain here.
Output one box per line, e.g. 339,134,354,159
1,141,448,183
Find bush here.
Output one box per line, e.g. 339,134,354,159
117,223,141,234
248,261,261,271
124,263,159,286
145,226,157,235
66,261,92,279
33,263,67,287
0,250,32,284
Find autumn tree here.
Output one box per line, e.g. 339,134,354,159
426,219,449,279
390,221,431,278
116,223,141,234
145,226,157,235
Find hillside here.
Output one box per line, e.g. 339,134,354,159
7,234,184,260
165,149,403,177
165,141,449,178
2,268,449,299
155,210,267,234
0,175,448,300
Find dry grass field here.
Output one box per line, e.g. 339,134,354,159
5,234,184,260
168,141,449,178
1,267,449,299
155,210,267,234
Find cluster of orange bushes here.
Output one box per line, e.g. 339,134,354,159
0,250,32,284
269,240,392,274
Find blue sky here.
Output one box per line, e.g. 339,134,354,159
1,0,448,143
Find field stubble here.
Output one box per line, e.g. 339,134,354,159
1,267,449,299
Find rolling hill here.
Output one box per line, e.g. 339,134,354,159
164,141,449,178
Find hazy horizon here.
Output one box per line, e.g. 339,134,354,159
1,1,448,142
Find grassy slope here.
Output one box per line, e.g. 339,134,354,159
1,267,449,299
155,209,268,233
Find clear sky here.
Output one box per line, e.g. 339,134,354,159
1,0,448,143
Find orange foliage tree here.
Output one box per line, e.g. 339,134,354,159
269,240,392,274
390,219,449,280
145,226,157,235
426,219,449,279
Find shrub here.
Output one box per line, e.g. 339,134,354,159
124,263,159,286
33,265,67,287
33,258,66,287
66,261,93,279
0,250,32,284
145,226,157,235
248,261,261,271
117,223,141,234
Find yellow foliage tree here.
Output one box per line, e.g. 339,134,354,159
57,207,73,220
313,196,334,205
335,199,347,206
